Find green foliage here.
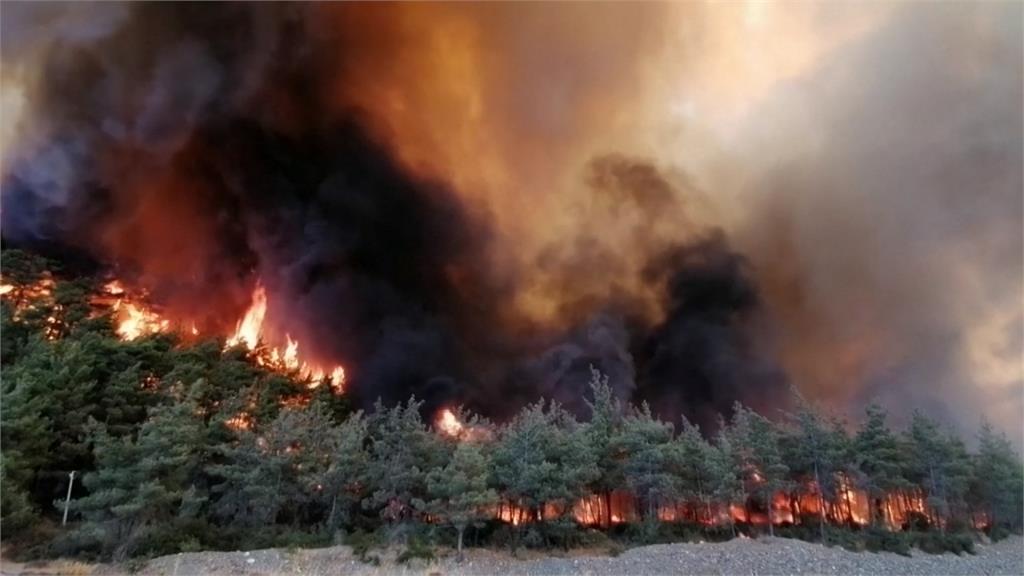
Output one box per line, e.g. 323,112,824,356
344,528,384,564
726,403,790,536
69,387,207,560
2,250,1021,562
584,366,626,504
781,392,850,541
618,403,677,521
492,401,599,519
863,526,911,556
854,404,907,525
363,398,447,526
910,531,975,555
395,534,436,564
969,420,1024,532
208,400,341,530
901,412,973,532
417,440,498,560
0,454,40,536
674,417,719,524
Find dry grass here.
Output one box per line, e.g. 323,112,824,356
14,559,94,576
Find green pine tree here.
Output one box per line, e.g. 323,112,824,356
853,403,907,527
71,387,207,560
418,442,498,561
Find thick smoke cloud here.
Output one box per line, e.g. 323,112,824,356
1,2,1019,438
2,2,518,416
721,3,1023,439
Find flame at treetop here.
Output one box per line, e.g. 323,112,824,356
103,281,172,341
434,407,493,442
3,273,346,395
437,408,464,437
226,283,345,394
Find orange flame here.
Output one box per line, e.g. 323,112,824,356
114,301,170,341
437,408,464,437
102,281,172,341
226,283,346,393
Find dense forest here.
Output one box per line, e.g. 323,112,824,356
1,249,1021,563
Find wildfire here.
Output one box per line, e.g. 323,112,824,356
96,280,174,341
437,408,464,437
226,284,267,350
226,283,346,393
225,412,254,431
0,274,55,311
114,301,171,340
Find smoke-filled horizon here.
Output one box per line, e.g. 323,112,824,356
1,2,1020,442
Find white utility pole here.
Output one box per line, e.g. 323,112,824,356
62,470,76,526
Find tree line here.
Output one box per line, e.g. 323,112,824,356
2,249,1021,562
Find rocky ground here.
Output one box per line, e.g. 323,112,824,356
4,536,1022,576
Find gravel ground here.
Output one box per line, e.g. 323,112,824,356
78,535,1023,576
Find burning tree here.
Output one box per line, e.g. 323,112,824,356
491,400,598,553
854,404,909,527
781,394,848,542
2,263,1023,561
617,403,678,524
969,420,1023,533
902,411,972,534
673,417,720,528
726,402,791,537
582,366,627,528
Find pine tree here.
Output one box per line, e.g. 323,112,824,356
970,420,1024,532
783,394,844,543
0,453,39,536
674,417,718,527
71,387,207,560
727,403,790,536
209,399,341,530
709,426,745,537
617,403,676,522
323,411,369,530
583,366,625,527
491,400,598,552
902,412,972,532
853,403,907,527
363,398,447,531
417,442,498,561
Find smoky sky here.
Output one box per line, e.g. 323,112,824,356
727,3,1023,441
2,2,1018,439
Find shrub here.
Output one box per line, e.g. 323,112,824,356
910,532,975,555
904,511,931,532
538,518,585,550
987,525,1012,542
396,535,436,565
273,529,331,550
823,526,863,552
344,528,384,564
863,526,910,556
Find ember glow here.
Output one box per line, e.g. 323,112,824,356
437,408,464,437
0,274,54,312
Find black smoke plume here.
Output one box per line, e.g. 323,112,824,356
1,2,788,426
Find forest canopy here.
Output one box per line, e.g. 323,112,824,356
1,248,1021,562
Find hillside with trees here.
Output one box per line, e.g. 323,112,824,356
1,249,1021,563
